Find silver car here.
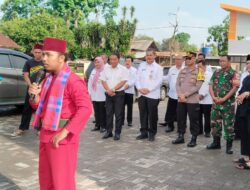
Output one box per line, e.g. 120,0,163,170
0,48,31,106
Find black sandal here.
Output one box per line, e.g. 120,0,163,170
233,158,247,164
236,163,250,170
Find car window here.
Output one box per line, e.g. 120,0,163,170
0,54,11,68
11,55,28,69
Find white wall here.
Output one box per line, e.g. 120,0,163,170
236,13,250,38
229,40,250,55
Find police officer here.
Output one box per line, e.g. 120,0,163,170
207,55,238,154
172,52,204,147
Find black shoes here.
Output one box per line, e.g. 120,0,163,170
91,126,100,131
187,136,197,147
128,122,133,127
100,127,106,133
207,137,221,149
102,132,113,139
114,134,120,141
226,140,233,154
136,134,148,140
136,133,155,141
172,134,185,144
148,135,155,142
207,137,233,154
102,132,120,141
159,122,167,127
165,126,174,133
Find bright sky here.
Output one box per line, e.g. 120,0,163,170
1,0,250,47
117,0,250,47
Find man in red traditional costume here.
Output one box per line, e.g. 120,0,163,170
29,37,92,190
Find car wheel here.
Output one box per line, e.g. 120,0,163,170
160,87,167,101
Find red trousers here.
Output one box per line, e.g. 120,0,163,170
39,142,79,190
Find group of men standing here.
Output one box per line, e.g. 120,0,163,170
89,49,162,142
89,49,239,153
160,53,238,153
10,37,243,189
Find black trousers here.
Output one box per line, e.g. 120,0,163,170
105,91,125,135
239,114,250,156
164,97,178,127
234,106,241,138
199,104,212,134
93,101,106,129
177,102,200,136
138,96,160,136
123,93,134,124
19,92,34,131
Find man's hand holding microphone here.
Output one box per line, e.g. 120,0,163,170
28,69,46,104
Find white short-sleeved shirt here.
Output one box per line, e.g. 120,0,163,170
100,64,129,91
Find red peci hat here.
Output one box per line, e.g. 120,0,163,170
33,44,43,50
43,37,67,54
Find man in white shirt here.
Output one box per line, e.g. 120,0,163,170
136,49,163,141
123,56,137,127
198,60,213,137
100,53,129,140
159,55,184,133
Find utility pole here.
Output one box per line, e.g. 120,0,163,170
169,8,179,65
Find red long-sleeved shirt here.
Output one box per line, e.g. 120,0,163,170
30,72,92,144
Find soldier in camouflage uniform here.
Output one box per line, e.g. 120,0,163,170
207,55,239,154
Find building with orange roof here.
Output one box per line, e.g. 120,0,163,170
221,3,250,71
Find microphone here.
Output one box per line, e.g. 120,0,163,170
30,69,46,100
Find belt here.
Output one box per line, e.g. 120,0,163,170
58,119,69,128
41,119,69,129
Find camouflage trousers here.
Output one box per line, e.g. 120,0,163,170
211,104,235,141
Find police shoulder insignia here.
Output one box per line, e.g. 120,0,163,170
197,68,205,81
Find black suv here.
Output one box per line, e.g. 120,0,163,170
0,48,31,106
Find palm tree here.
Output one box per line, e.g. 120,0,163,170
130,6,135,19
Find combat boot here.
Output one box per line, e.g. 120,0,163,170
206,136,221,149
187,136,197,147
172,133,185,144
226,140,233,154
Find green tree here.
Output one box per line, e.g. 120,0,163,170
175,32,190,45
73,6,137,58
161,32,197,52
207,16,229,55
47,0,119,21
161,37,180,51
0,12,76,54
0,0,43,20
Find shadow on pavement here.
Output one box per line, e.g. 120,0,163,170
0,173,22,190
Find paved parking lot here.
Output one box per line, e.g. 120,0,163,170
0,100,249,190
